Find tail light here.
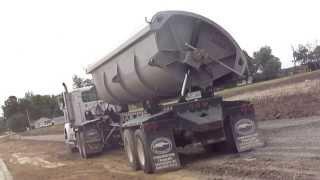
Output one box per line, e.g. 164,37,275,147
143,122,160,131
201,101,209,109
240,103,254,114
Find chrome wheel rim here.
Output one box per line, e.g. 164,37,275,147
137,138,145,167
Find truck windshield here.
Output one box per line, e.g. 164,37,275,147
81,87,98,102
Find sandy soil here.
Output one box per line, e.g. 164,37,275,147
1,116,320,180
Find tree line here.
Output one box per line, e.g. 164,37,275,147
0,75,92,132
292,43,320,71
1,93,63,132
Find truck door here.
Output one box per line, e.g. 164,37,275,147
71,91,86,125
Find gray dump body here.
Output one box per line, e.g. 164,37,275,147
87,11,247,105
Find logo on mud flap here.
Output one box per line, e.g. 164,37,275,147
235,119,256,136
151,137,172,155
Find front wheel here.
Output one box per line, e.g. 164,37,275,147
135,129,153,174
67,143,78,153
78,131,88,159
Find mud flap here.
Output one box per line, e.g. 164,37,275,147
144,130,181,172
230,117,261,152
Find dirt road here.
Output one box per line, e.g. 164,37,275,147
1,116,320,180
12,134,64,142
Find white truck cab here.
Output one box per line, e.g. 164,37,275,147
62,86,99,149
61,84,116,157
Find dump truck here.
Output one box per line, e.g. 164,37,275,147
64,11,260,173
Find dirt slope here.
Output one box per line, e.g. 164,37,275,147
221,70,320,121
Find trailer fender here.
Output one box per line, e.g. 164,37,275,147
137,128,181,173
230,116,260,152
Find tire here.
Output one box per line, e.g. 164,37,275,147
134,129,153,173
123,129,140,171
65,130,77,153
78,131,88,159
203,141,224,153
222,118,238,153
203,118,238,153
67,144,78,153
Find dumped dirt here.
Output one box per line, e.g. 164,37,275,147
219,70,320,98
1,116,320,180
226,78,320,121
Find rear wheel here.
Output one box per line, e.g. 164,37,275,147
223,118,238,153
203,118,238,153
203,141,225,153
135,129,153,173
123,129,140,170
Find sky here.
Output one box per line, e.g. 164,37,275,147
0,0,320,115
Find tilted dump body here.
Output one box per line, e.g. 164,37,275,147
87,11,247,105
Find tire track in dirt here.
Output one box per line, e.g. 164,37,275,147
180,116,320,180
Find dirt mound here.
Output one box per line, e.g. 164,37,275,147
226,74,320,121
219,70,320,98
252,79,320,121
254,91,320,121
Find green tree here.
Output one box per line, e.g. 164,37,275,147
7,113,27,132
0,116,6,133
253,46,281,81
28,94,62,120
2,96,28,131
242,50,258,76
2,96,19,119
311,45,320,61
1,93,63,132
292,44,310,65
72,75,94,89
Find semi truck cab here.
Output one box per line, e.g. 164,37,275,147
62,86,99,146
61,84,120,158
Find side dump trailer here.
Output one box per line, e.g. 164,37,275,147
84,11,259,173
87,11,247,105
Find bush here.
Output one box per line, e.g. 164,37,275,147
0,120,6,133
7,113,27,132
